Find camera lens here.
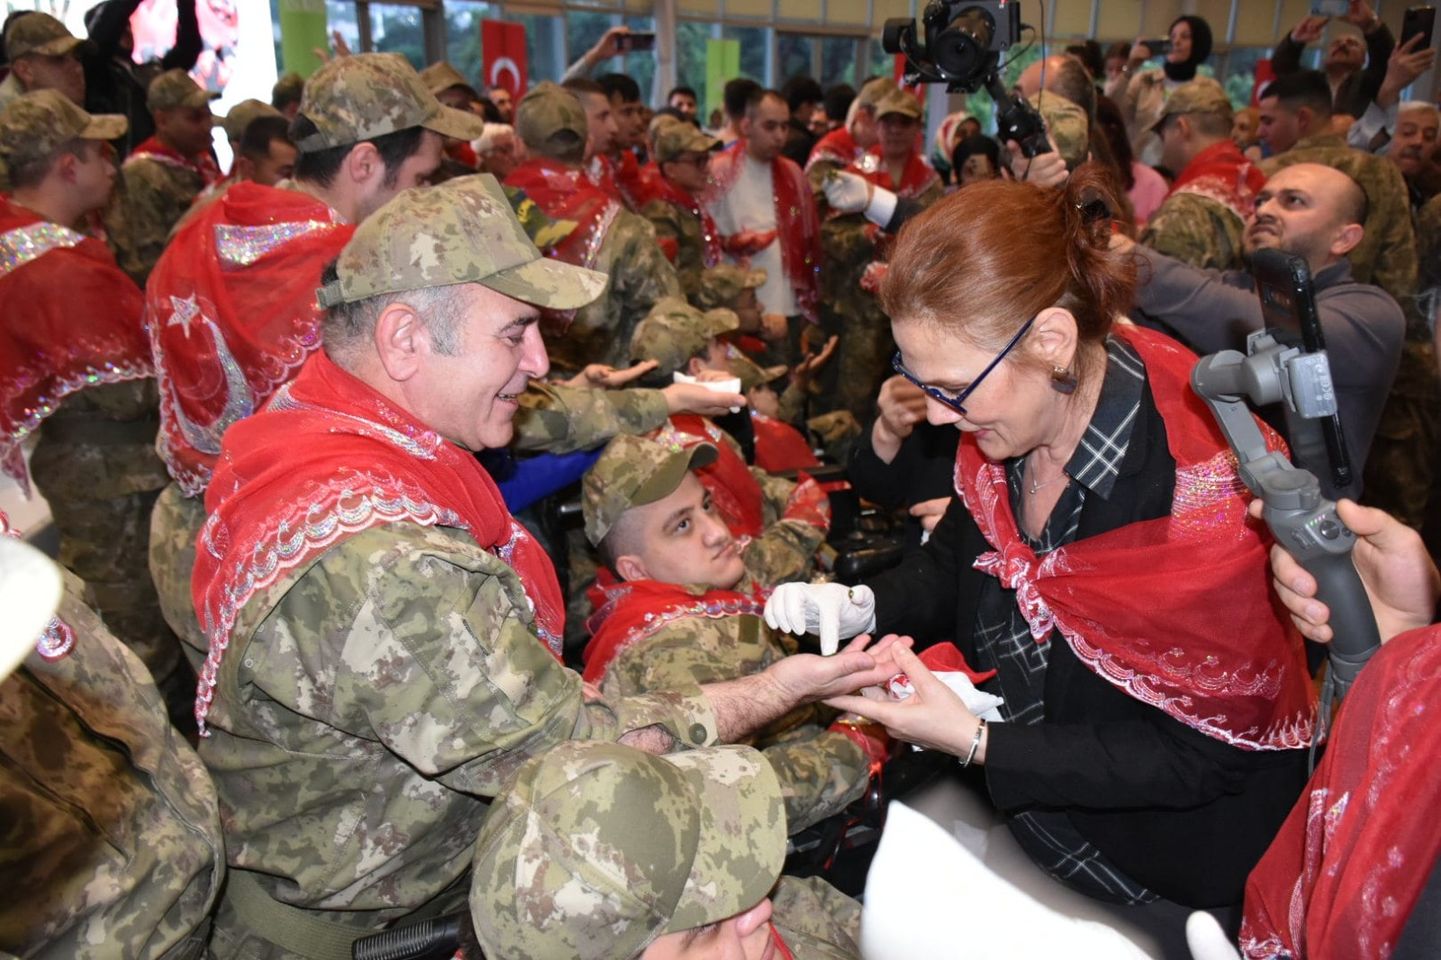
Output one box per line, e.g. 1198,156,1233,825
933,5,994,82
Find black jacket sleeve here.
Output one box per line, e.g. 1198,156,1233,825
161,0,202,71
1272,32,1305,75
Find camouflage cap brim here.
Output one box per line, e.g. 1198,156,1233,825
630,442,719,510
83,113,128,141
482,254,608,311
660,746,786,934
423,103,486,144
29,34,84,57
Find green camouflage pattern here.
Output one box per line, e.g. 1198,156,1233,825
1031,92,1088,171
1361,337,1440,528
640,195,710,297
818,210,903,420
771,875,864,960
806,409,863,462
652,116,721,162
514,81,588,155
221,97,281,142
512,380,671,454
1139,191,1248,271
0,565,223,959
1261,134,1419,306
504,183,579,251
317,173,607,311
692,262,766,312
595,588,870,832
746,452,827,586
0,89,126,172
418,61,470,97
545,207,685,372
1152,77,1231,131
103,152,207,285
875,88,923,121
4,12,81,61
293,53,482,152
629,295,739,377
146,69,215,114
582,433,719,546
201,523,719,954
469,740,785,960
28,380,180,686
148,481,208,672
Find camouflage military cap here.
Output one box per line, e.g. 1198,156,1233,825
875,88,923,122
855,77,898,111
1030,91,1088,171
728,348,787,394
470,741,784,960
222,98,282,142
515,81,588,153
294,52,483,152
0,90,126,170
418,60,471,96
692,263,766,311
583,433,720,545
316,173,607,311
653,116,721,163
1153,77,1232,132
629,296,740,378
4,12,84,61
147,69,219,115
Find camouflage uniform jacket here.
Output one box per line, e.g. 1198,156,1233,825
1139,191,1248,272
639,195,709,299
772,876,864,960
593,578,869,833
0,568,223,959
201,523,718,951
148,480,207,670
550,208,683,373
512,381,671,454
104,154,207,286
1261,133,1419,309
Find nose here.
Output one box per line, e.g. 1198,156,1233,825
701,509,731,546
734,897,774,938
519,323,550,381
925,395,963,427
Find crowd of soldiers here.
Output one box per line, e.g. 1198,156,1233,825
2,1,1441,957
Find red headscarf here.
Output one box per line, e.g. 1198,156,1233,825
955,325,1315,751
1241,624,1441,958
192,351,565,735
705,142,821,323
1168,139,1267,220
146,180,353,494
581,571,768,684
127,135,223,187
0,198,150,493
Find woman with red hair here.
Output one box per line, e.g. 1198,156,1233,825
768,168,1316,912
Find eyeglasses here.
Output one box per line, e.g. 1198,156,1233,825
890,314,1037,416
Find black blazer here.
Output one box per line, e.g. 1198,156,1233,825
866,380,1310,908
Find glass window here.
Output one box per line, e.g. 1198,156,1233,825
568,9,616,69
820,35,858,88
778,33,815,82
368,4,425,69
675,20,714,116
514,11,566,85
723,25,768,85
623,14,657,103
328,2,362,57
445,1,493,86
1218,47,1272,110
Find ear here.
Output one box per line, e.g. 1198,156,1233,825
739,114,753,138
343,141,382,188
686,355,708,377
54,151,80,184
1029,307,1081,368
10,59,33,88
372,301,428,383
1331,221,1365,258
1175,114,1193,141
1295,106,1314,133
613,553,649,582
235,154,256,181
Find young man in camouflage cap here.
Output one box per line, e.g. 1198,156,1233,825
636,114,724,296
467,740,863,960
1140,77,1264,271
0,90,184,704
193,174,897,958
506,80,682,372
145,52,478,663
0,12,86,109
103,67,222,284
805,76,896,195
579,434,873,833
630,300,832,587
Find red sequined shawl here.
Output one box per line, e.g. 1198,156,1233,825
850,146,941,200
0,198,150,492
1169,139,1267,220
146,181,353,495
127,135,222,187
955,324,1316,751
632,172,722,269
505,156,622,269
193,351,565,735
806,128,861,172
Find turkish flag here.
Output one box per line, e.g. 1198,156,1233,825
482,20,528,100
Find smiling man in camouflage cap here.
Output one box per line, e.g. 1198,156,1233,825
193,173,896,959
636,114,723,295
467,740,864,960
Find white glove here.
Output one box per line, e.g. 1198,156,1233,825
823,170,871,213
764,582,877,656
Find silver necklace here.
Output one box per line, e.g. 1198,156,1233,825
1025,458,1070,496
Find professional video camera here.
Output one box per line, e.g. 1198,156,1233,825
882,0,1050,156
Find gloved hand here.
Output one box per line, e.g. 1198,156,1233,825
765,582,877,656
824,171,898,228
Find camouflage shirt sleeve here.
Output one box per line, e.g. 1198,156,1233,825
598,613,867,833
741,518,825,587
104,159,204,286
512,381,671,454
1138,193,1246,272
603,212,684,362
771,876,864,960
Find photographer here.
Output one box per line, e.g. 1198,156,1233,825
768,171,1315,911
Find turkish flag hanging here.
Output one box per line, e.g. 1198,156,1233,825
482,20,528,100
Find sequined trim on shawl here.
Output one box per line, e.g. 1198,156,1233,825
215,220,334,268
0,221,85,278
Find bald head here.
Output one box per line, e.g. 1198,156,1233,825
1016,55,1096,119
1245,162,1367,273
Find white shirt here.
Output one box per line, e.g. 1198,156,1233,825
709,154,799,317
